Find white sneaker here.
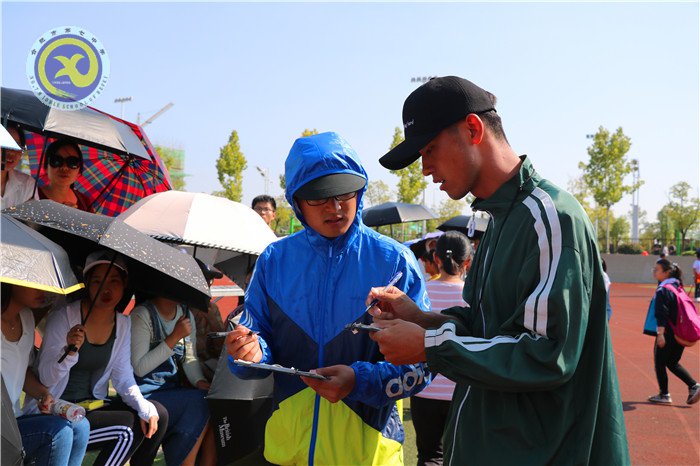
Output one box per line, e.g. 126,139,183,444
695,297,700,303
687,384,700,405
648,393,672,404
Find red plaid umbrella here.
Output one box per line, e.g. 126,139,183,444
24,118,171,217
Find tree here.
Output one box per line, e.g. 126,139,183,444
578,126,642,253
269,195,303,236
216,130,247,202
388,127,427,204
567,175,593,213
609,216,631,253
365,180,393,207
567,175,608,249
664,181,700,250
278,129,320,193
301,128,319,137
155,145,186,190
426,198,466,232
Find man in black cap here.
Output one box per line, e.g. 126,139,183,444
368,76,630,465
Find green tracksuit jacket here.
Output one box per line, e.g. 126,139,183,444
425,156,629,465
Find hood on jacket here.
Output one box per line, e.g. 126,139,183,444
285,132,368,232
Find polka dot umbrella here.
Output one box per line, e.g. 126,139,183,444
5,199,210,310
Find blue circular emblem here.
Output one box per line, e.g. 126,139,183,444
26,26,110,111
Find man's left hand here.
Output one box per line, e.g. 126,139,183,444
301,365,355,403
370,319,427,365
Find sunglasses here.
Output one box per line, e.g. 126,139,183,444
48,154,81,169
304,191,357,207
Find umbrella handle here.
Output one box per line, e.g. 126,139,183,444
57,253,119,364
58,344,77,363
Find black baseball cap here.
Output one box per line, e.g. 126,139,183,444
294,173,366,201
379,76,495,170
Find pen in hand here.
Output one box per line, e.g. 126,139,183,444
364,271,403,313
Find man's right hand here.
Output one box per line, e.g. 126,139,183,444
366,286,423,324
226,325,262,362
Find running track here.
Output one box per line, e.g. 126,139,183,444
610,283,700,465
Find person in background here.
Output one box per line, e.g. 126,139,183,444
411,231,472,466
190,260,226,382
409,239,429,280
32,251,164,466
227,132,431,465
693,249,700,303
252,194,276,228
409,239,439,282
1,122,38,209
602,259,613,321
207,265,273,464
422,248,440,280
2,283,90,466
648,259,700,405
38,139,93,212
130,289,216,466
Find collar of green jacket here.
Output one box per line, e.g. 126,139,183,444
471,155,541,215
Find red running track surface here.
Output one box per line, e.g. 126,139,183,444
610,283,700,465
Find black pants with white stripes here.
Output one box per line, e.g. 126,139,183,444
85,398,168,466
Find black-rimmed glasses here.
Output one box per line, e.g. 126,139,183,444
304,191,357,207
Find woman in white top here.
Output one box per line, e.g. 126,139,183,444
130,293,216,466
1,123,38,210
411,231,472,466
1,283,90,466
32,251,166,466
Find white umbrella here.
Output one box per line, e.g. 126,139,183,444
0,125,21,150
118,191,277,284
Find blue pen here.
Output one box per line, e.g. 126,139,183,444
364,271,403,313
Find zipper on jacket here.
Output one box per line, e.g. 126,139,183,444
307,243,334,465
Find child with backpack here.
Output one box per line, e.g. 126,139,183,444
648,259,700,405
693,249,700,303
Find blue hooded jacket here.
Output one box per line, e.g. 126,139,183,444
229,132,430,465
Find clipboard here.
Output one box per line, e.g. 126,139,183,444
233,359,329,380
345,322,381,334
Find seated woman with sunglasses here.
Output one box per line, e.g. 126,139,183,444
38,139,93,212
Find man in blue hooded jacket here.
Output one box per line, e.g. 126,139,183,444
226,132,430,465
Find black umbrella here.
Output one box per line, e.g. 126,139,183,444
437,215,490,239
1,87,150,159
4,200,210,310
362,202,437,227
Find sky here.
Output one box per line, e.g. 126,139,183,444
2,1,699,226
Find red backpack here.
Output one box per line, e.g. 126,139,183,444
663,284,700,347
